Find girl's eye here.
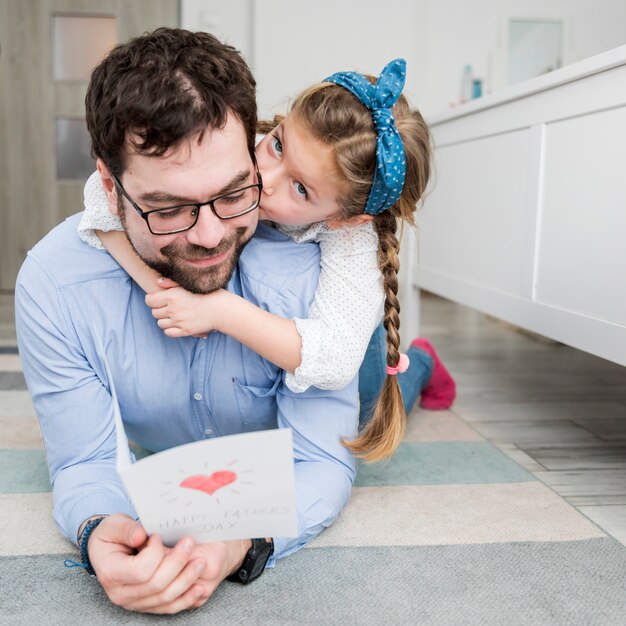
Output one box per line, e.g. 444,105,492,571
271,134,283,155
294,182,308,199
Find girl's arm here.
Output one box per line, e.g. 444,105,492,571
193,290,303,373
282,222,385,393
98,230,303,373
97,230,163,294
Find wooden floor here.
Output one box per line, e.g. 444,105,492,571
419,291,626,546
2,288,626,544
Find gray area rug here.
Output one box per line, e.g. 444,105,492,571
2,541,626,625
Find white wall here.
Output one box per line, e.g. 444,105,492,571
181,0,254,62
182,0,429,119
422,0,626,118
252,0,429,120
182,0,626,119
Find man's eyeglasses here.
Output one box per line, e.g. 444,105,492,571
112,166,263,235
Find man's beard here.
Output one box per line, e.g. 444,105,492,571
118,204,252,294
147,231,250,294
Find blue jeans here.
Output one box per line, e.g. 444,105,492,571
358,324,434,428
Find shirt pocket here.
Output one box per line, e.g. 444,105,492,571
232,377,280,430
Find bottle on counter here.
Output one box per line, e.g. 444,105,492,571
460,64,473,103
472,78,483,99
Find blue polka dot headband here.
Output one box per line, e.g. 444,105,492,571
324,59,407,216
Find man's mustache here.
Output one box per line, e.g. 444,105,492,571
159,230,245,261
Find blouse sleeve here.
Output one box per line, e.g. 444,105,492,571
78,171,124,250
284,222,384,393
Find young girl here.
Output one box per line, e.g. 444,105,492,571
79,59,455,461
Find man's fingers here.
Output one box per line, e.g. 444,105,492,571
125,556,207,612
99,533,166,585
134,536,196,596
191,595,210,610
143,583,207,615
97,515,147,548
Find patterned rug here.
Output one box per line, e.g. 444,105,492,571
2,349,626,625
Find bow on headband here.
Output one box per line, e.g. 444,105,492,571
324,59,407,216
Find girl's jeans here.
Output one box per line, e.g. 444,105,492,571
358,324,434,428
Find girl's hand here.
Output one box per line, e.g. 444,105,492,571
154,279,207,338
145,287,227,338
156,277,179,290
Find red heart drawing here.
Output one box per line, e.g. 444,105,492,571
180,471,237,496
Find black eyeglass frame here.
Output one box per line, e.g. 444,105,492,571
111,164,263,235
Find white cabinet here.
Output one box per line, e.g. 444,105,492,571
412,46,626,366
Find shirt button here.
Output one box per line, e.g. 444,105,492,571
204,428,213,436
194,392,203,401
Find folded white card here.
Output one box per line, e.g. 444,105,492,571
109,368,298,546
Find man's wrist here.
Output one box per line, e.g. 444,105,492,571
77,516,107,576
77,514,108,545
226,538,274,584
228,539,253,577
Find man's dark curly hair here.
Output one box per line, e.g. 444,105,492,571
85,28,257,176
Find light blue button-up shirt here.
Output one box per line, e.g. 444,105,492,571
15,214,358,563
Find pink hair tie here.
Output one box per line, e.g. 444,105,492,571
386,353,410,376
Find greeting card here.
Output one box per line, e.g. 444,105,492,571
110,377,298,546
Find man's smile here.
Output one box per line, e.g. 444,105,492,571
183,249,230,267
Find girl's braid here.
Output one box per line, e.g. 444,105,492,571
375,211,402,368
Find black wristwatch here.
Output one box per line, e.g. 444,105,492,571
227,538,274,585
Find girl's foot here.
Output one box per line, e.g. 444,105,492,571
411,338,456,410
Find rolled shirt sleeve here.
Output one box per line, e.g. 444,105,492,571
271,381,358,562
15,254,136,544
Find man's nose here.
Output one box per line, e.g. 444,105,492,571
185,204,228,249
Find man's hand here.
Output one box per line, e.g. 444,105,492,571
87,514,209,614
145,284,229,338
188,539,252,609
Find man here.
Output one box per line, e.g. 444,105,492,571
15,28,357,614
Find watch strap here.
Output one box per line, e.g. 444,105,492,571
227,538,274,584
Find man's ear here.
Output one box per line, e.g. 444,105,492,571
326,213,374,229
96,159,120,216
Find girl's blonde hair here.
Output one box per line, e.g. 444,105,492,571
260,79,431,462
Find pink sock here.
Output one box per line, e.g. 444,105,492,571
411,338,456,410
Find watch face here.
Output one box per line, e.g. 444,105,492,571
248,558,265,580
227,539,273,584
246,540,272,582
